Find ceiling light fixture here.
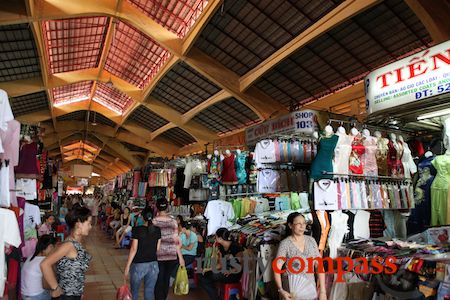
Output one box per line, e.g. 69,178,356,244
91,111,98,126
417,108,450,120
105,77,114,88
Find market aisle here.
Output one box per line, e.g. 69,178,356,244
83,226,208,299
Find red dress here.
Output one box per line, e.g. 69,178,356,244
349,136,365,174
221,154,238,185
387,140,404,177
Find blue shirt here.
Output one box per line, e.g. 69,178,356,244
180,232,198,256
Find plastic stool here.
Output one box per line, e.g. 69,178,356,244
186,259,198,288
218,282,242,300
120,231,132,248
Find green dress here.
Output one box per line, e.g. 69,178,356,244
311,135,339,180
431,155,450,225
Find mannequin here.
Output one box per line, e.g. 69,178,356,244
312,131,319,140
350,126,359,136
324,124,334,137
424,150,434,158
235,149,247,184
387,133,404,177
208,150,221,179
221,149,237,185
337,124,346,134
311,126,339,179
207,154,212,160
374,131,389,175
398,135,417,179
214,150,220,157
333,123,353,174
349,127,365,174
430,127,450,225
362,128,378,176
236,149,241,155
362,128,371,138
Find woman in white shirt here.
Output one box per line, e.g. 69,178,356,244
21,235,56,300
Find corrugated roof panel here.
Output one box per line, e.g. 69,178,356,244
104,21,171,88
52,81,93,106
195,0,343,75
127,105,168,131
151,61,221,113
121,141,147,152
128,0,208,38
10,91,49,117
0,23,41,82
256,0,432,107
93,82,134,114
57,110,116,127
42,17,109,74
56,110,87,122
193,97,260,134
159,127,196,147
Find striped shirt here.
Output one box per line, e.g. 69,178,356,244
153,216,178,261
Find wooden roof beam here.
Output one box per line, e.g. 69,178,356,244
405,0,450,43
238,0,380,92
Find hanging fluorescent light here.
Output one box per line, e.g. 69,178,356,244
417,108,450,120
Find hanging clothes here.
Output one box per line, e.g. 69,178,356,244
363,136,378,176
235,152,247,184
376,137,389,176
333,132,353,175
311,135,339,180
15,141,39,175
349,136,365,174
400,141,417,179
221,153,238,185
387,140,404,177
431,155,450,225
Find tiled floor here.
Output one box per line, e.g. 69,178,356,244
83,226,209,299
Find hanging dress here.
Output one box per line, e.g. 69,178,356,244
400,141,417,179
363,136,378,176
349,136,365,175
221,154,238,185
311,135,339,180
376,137,389,176
333,132,353,175
431,155,450,225
387,140,404,177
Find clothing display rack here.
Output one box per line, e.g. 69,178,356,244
322,171,412,181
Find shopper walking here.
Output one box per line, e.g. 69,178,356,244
40,206,93,300
124,207,161,300
21,235,56,300
274,212,327,300
153,199,185,300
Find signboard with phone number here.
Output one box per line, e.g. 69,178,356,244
365,40,450,114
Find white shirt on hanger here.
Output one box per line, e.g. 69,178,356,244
255,139,276,168
24,202,41,231
257,169,279,193
0,208,21,295
16,178,37,200
353,210,371,239
183,161,193,189
314,179,338,210
204,200,234,236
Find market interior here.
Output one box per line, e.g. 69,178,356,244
1,0,450,299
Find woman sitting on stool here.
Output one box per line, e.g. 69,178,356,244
199,228,243,300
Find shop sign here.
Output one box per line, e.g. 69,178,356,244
365,40,450,114
245,110,318,145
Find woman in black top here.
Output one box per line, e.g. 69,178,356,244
124,207,161,300
199,228,243,300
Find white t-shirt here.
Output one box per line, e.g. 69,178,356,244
257,169,279,193
255,139,276,168
204,200,234,236
16,178,37,200
0,208,21,295
183,161,193,189
0,164,9,207
24,203,41,232
314,179,338,210
21,256,46,296
0,90,14,151
353,210,371,239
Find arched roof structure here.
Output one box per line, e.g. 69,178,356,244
0,0,448,179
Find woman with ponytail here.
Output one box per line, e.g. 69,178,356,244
199,227,243,299
21,235,56,300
